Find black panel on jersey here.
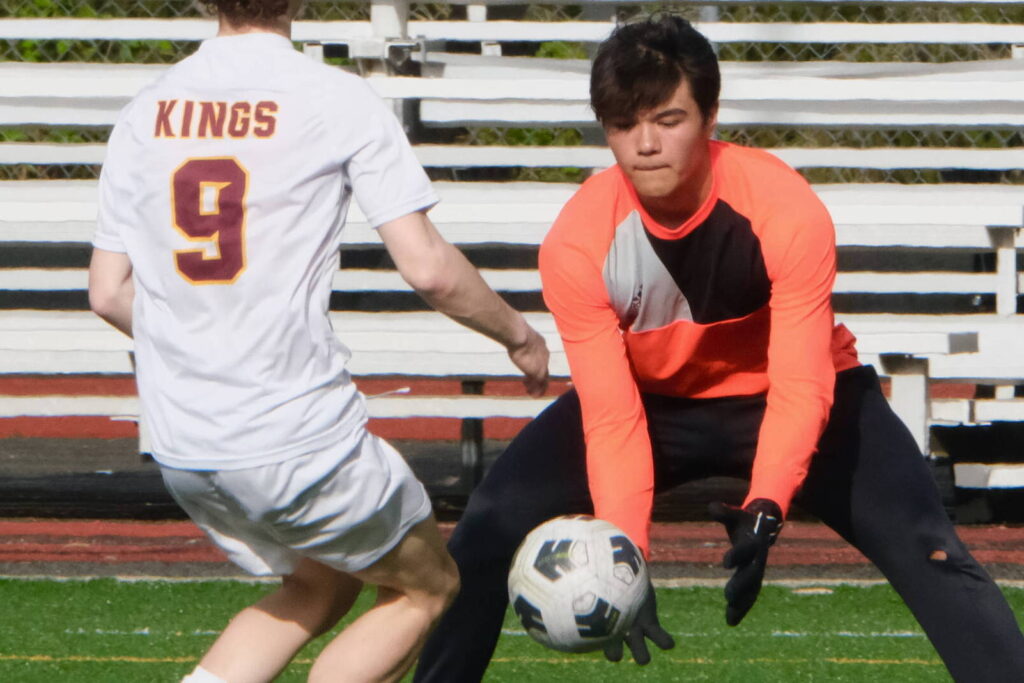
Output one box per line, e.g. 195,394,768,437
644,199,770,325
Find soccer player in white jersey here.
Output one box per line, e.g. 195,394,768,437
87,1,549,681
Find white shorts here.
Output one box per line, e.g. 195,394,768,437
159,431,433,576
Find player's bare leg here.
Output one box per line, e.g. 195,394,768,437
308,515,460,683
196,559,362,683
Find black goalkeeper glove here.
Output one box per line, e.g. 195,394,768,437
708,498,783,627
603,580,675,665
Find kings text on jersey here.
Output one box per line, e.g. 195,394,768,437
154,100,278,140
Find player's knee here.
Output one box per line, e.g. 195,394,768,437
427,554,461,618
919,537,986,579
440,553,461,609
416,554,460,624
925,543,971,569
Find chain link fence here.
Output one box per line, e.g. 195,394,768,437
715,3,1022,62
5,2,1018,62
2,1,1022,183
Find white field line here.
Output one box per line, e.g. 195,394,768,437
59,625,928,639
659,577,1024,589
0,574,277,583
499,628,926,638
0,652,942,667
485,655,943,666
4,575,1024,589
64,627,219,637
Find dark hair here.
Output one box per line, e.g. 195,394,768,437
590,14,720,124
200,0,293,27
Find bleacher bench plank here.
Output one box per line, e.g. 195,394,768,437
4,268,1020,298
3,180,1021,242
0,394,559,420
2,17,1023,46
5,61,1024,127
0,305,986,455
954,463,1024,489
5,143,1024,173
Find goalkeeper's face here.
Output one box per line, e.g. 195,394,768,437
603,77,718,226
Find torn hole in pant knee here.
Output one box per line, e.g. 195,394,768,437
929,549,949,562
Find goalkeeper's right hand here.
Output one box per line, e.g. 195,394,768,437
708,498,783,626
603,580,675,665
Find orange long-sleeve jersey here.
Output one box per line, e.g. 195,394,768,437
539,141,860,555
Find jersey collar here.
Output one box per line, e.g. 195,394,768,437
198,32,295,55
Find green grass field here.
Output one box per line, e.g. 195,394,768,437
3,578,1020,682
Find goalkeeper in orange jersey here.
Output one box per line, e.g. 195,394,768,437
414,14,1024,683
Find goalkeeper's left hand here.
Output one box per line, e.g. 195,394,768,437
708,498,783,626
603,580,675,665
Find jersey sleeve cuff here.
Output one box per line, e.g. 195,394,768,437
743,486,794,519
91,236,128,253
366,191,439,229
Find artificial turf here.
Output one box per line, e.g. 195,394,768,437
2,578,1020,681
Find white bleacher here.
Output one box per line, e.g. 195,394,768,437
5,180,1021,317
1,1,1022,486
5,57,1024,124
0,308,983,456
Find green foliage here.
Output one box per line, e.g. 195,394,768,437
468,127,583,147
0,0,368,20
409,2,456,21
535,41,587,60
0,127,106,143
516,167,588,183
1,0,92,18
1,0,175,18
522,4,582,22
3,0,1021,64
718,2,1022,24
458,127,586,183
0,126,107,179
2,38,195,64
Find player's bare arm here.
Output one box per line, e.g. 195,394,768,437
88,248,134,338
378,210,550,396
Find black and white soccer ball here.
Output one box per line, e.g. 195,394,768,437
507,515,649,653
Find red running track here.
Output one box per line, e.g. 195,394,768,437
3,519,1024,567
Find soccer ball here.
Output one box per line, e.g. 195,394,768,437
507,515,649,653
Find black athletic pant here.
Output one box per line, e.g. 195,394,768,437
414,365,1024,683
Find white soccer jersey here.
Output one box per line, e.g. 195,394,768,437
93,33,438,470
